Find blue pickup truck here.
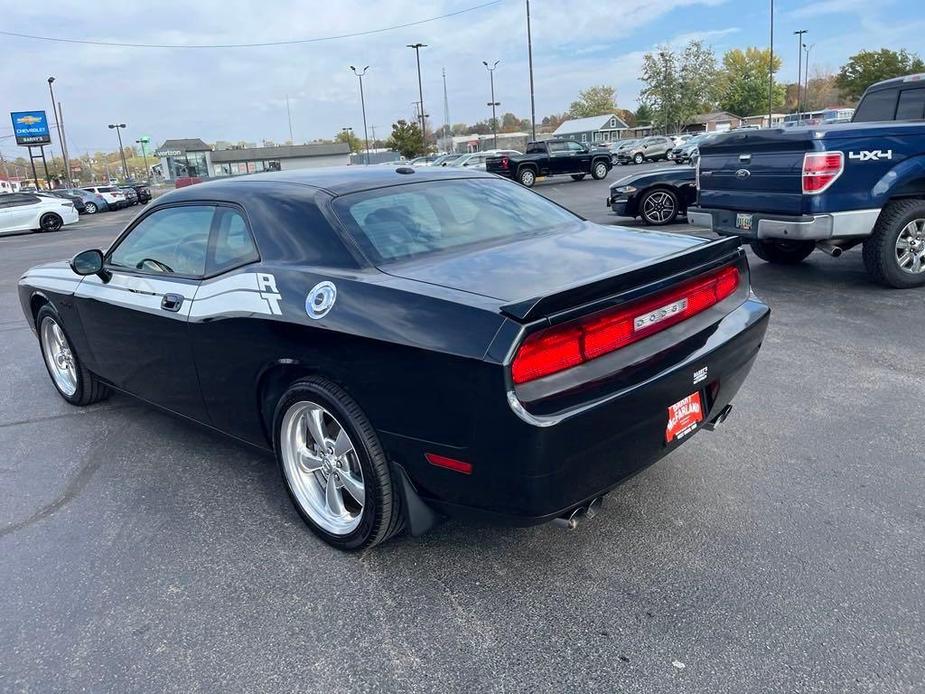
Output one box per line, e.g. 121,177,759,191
688,74,925,288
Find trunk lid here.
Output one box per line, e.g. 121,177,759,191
380,222,741,321
697,128,815,214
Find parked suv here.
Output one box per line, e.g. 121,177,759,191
82,185,128,210
615,136,674,165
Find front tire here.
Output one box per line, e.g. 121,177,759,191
570,174,586,181
633,153,644,165
274,377,404,551
639,188,679,225
591,161,609,180
518,167,537,187
36,306,110,406
862,199,925,288
39,213,63,232
750,239,815,264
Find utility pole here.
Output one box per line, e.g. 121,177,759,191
47,77,70,186
136,137,150,181
350,66,371,165
483,60,501,150
803,43,815,115
58,101,72,182
108,123,128,181
286,95,294,144
526,0,536,141
794,30,807,121
442,67,450,150
407,43,428,138
767,0,775,127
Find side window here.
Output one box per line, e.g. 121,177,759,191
109,205,214,277
896,88,925,121
569,140,586,151
208,208,259,274
547,141,567,153
853,88,898,122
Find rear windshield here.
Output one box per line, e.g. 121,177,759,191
332,178,580,263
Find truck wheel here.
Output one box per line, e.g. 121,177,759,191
591,161,609,180
750,239,815,264
518,167,536,187
570,174,586,181
633,153,644,165
862,199,925,288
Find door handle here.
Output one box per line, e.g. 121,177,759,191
161,293,184,312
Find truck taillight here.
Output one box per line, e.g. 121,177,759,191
511,265,740,385
802,151,843,194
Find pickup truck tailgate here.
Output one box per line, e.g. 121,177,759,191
698,129,814,215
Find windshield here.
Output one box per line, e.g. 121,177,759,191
332,178,580,263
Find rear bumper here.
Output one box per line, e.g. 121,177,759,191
388,296,770,525
688,207,881,241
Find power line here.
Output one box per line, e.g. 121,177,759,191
0,1,503,49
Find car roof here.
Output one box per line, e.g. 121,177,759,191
161,165,496,200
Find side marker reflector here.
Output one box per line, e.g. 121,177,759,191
425,453,472,475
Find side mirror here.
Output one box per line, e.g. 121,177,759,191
70,249,104,276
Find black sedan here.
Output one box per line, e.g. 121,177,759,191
607,166,697,225
121,183,152,204
18,167,769,550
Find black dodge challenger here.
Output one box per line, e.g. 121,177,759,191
19,167,770,550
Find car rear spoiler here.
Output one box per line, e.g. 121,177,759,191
500,236,743,322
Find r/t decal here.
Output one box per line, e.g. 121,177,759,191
257,273,283,315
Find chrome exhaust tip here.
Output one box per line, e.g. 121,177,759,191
551,497,604,529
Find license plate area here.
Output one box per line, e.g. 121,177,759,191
735,213,753,231
666,392,704,443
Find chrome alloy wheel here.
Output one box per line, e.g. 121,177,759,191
642,190,676,223
40,317,77,396
280,401,365,535
594,162,608,178
896,219,925,274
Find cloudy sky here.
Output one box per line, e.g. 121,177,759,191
1,0,923,159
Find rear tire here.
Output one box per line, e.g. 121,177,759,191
862,199,925,288
84,202,98,214
36,306,110,406
518,167,537,187
274,377,404,551
39,213,63,232
750,239,815,264
591,161,609,180
570,174,586,181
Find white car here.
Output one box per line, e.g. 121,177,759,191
0,192,79,235
453,150,522,170
83,186,127,209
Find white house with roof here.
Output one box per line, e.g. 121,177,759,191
552,114,629,144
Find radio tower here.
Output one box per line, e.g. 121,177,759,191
442,67,450,150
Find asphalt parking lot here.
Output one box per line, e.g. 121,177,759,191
2,181,923,693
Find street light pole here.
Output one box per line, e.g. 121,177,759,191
108,124,128,181
407,43,428,140
767,0,775,127
803,43,815,115
525,0,536,141
135,138,150,181
47,77,70,186
483,60,501,149
350,66,371,165
793,30,807,121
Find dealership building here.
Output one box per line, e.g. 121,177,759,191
155,139,351,180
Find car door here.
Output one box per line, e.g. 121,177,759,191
73,204,215,419
2,194,42,232
547,140,572,174
566,140,592,172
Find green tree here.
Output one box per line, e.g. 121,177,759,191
640,41,718,132
540,112,569,131
386,120,425,158
335,129,362,152
634,103,654,124
569,85,618,118
715,47,785,116
836,49,925,102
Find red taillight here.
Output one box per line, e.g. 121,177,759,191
802,151,843,194
501,156,510,170
425,453,473,475
511,265,741,385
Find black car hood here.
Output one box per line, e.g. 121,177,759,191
380,222,705,302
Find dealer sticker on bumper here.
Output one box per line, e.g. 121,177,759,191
666,392,703,443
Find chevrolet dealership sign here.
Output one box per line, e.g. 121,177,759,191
10,110,52,146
